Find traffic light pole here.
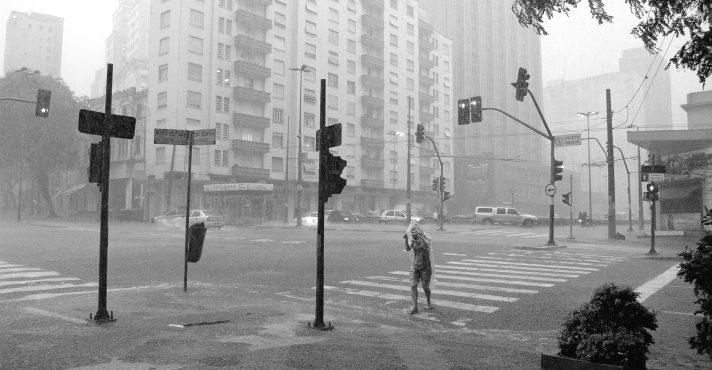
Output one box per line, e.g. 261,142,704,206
568,174,575,240
648,200,657,254
406,96,412,224
422,134,444,231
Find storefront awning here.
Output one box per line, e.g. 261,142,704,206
627,129,712,156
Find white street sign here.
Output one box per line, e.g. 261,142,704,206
154,129,189,145
649,173,665,182
204,183,274,192
554,133,582,147
545,184,556,197
191,129,216,145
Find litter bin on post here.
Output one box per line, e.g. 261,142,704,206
187,222,207,263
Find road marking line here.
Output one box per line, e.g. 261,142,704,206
340,280,518,302
250,239,273,242
389,271,554,287
0,267,42,273
521,234,548,238
25,308,87,324
467,230,503,235
435,264,579,278
435,268,567,282
447,261,592,274
0,290,96,302
637,264,680,303
475,256,607,267
281,241,305,244
548,251,625,261
462,259,599,271
0,277,81,287
443,253,467,256
0,282,98,295
338,287,499,313
366,276,538,294
0,264,23,269
501,233,536,237
0,271,60,280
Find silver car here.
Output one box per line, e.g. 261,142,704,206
379,210,422,224
474,206,539,227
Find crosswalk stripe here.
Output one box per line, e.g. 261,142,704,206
0,264,23,269
532,255,612,264
443,253,467,256
462,259,599,271
500,232,536,237
435,264,579,278
0,277,81,287
341,280,518,302
521,234,547,238
1,290,97,302
389,271,554,287
0,268,42,273
548,252,625,261
0,282,98,295
337,287,500,313
0,271,60,280
435,268,567,282
475,256,607,267
447,261,592,274
365,276,538,294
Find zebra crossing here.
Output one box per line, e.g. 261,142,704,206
321,250,626,314
0,261,97,302
458,228,549,239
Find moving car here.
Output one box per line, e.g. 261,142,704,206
473,206,539,227
379,210,423,224
298,210,358,225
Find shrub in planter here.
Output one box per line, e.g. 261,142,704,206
557,282,657,367
678,234,712,359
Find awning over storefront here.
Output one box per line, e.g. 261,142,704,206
627,129,712,156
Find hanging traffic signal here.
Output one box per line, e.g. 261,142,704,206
415,124,425,144
553,159,564,182
512,67,530,102
469,96,482,123
440,176,446,191
644,182,659,202
35,89,51,117
320,152,347,202
432,177,439,192
443,191,450,202
457,98,470,125
562,192,571,206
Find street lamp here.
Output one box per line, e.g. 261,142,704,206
290,64,311,227
387,131,404,189
578,111,599,223
613,145,633,232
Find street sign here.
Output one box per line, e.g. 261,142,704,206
191,129,217,145
553,133,581,147
641,165,666,174
545,183,556,197
649,173,665,182
79,109,136,139
204,183,274,192
154,129,189,145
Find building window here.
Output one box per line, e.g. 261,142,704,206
225,19,232,34
216,96,223,112
390,53,398,67
347,80,355,95
223,97,230,112
218,17,225,33
304,136,315,149
158,64,168,82
157,119,166,127
274,12,286,27
217,43,224,59
346,123,355,137
347,39,356,54
160,11,170,29
329,8,339,23
305,21,317,35
327,73,339,88
407,41,414,54
273,83,284,99
187,118,200,127
348,18,356,33
407,59,414,72
272,133,283,148
187,63,202,82
187,90,201,109
271,157,284,172
390,110,398,125
390,33,398,47
407,23,414,36
329,29,339,46
304,112,315,128
407,78,414,91
328,117,338,126
328,95,338,110
224,45,231,61
273,59,285,76
273,108,284,124
346,101,355,116
390,0,398,9
304,89,316,104
328,51,339,65
156,147,165,164
305,67,316,81
191,147,200,165
407,4,414,16
305,42,316,58
159,37,169,55
347,60,355,74
157,92,167,109
347,0,356,12
188,36,203,54
189,9,204,28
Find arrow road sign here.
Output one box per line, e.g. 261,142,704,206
545,183,557,197
554,133,581,147
78,109,136,139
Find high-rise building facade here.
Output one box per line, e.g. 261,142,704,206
3,11,63,77
141,0,453,222
420,0,549,215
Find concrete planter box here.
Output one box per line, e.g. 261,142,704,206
541,353,630,369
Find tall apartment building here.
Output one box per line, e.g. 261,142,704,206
420,0,550,215
3,11,63,77
144,0,453,222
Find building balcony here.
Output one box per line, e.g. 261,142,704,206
361,115,384,128
234,34,272,54
419,19,434,35
419,92,435,105
361,0,384,11
361,13,383,31
361,136,385,147
361,95,384,108
233,112,270,129
419,38,435,52
419,57,434,70
361,33,384,50
237,0,272,6
419,73,434,86
361,74,384,89
419,111,434,123
234,60,271,80
231,165,270,180
232,139,270,153
361,156,384,169
361,179,385,188
361,53,385,69
234,86,271,104
235,10,272,30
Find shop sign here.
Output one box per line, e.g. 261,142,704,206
203,183,274,192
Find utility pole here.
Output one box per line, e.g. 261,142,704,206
606,89,616,239
613,146,633,232
568,174,574,240
284,116,290,223
97,64,114,323
291,65,309,226
406,95,412,224
166,145,176,211
578,111,598,223
637,127,644,230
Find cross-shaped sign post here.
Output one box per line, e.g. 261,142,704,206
77,64,136,324
154,127,216,292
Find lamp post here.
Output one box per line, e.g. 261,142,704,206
578,111,599,223
387,131,404,189
290,64,310,227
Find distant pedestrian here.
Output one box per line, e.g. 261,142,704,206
403,220,433,314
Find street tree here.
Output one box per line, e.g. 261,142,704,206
512,0,712,84
0,68,85,218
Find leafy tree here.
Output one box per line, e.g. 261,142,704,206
512,0,712,84
0,69,85,218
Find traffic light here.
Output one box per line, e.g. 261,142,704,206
553,159,564,182
440,176,446,191
512,67,530,102
469,96,482,123
457,98,470,125
320,152,347,202
443,191,450,202
432,177,439,192
562,192,571,206
35,89,51,117
88,142,103,186
644,182,659,202
415,124,425,144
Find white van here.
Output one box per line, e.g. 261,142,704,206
473,206,539,227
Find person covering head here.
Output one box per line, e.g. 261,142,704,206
403,219,434,314
405,220,431,249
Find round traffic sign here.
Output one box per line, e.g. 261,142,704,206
545,184,556,197
297,184,303,191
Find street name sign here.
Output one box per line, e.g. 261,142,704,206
553,133,581,147
204,183,274,192
154,129,189,145
641,165,666,174
641,173,665,182
191,129,217,145
78,109,136,139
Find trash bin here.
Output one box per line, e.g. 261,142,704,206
186,222,207,263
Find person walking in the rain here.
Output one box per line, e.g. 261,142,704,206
404,220,433,314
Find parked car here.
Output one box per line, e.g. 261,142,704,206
473,206,539,227
151,209,184,224
154,209,225,229
379,210,423,224
297,210,358,225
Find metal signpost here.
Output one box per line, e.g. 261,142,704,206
154,128,216,292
